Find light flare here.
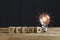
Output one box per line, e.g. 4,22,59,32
39,13,50,25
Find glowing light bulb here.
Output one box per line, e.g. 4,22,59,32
42,17,47,22
38,12,51,32
39,13,50,25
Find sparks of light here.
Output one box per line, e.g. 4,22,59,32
42,17,47,22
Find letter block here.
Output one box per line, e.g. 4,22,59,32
27,27,34,33
9,26,15,33
22,27,27,33
16,27,22,33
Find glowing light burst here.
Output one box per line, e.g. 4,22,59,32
42,17,47,22
39,13,50,25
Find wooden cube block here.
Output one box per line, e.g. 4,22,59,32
22,27,27,33
16,27,22,33
37,27,42,33
27,27,34,33
9,26,15,33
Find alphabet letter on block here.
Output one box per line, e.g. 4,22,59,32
9,26,15,33
16,27,22,33
27,27,34,33
37,27,42,33
22,27,27,33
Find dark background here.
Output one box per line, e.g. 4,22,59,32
0,0,59,27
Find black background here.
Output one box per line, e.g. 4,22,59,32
0,0,59,27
